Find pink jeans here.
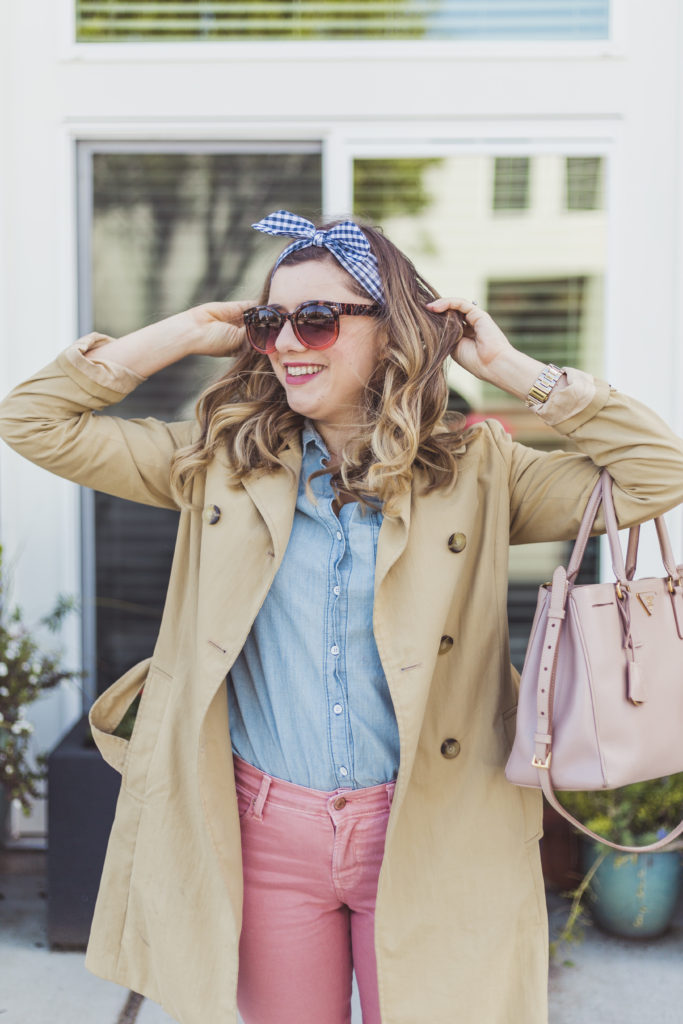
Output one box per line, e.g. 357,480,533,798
234,755,395,1024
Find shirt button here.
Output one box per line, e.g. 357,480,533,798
331,645,340,656
333,585,340,596
333,703,343,715
336,531,342,541
339,766,349,777
447,532,467,553
333,796,347,810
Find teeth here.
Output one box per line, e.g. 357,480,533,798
286,365,323,377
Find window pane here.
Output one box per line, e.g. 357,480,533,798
566,156,604,210
85,147,322,689
493,156,530,211
76,0,611,43
354,152,606,667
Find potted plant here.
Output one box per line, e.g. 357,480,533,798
0,545,80,841
553,776,683,951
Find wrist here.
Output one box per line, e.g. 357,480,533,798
484,348,548,401
113,312,201,374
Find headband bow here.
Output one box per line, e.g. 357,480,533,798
252,210,385,305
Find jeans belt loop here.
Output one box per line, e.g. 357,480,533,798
253,774,272,821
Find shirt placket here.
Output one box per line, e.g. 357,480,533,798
323,501,354,789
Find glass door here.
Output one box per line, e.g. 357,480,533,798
78,143,323,694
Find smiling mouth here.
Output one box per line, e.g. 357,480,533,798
284,364,324,378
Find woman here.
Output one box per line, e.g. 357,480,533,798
1,211,682,1024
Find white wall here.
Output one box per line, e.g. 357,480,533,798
1,0,683,838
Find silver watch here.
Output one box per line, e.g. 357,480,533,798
526,364,564,411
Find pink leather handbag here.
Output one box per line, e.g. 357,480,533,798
505,469,683,852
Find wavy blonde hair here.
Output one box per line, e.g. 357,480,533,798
170,220,468,517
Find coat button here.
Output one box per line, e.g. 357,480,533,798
438,635,454,655
440,738,461,759
447,532,466,553
203,503,221,525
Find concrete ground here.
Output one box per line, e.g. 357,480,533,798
3,850,683,1024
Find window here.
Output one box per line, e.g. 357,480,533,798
485,274,602,665
81,145,322,690
353,153,606,667
493,157,531,212
75,0,611,43
566,156,604,210
486,276,585,366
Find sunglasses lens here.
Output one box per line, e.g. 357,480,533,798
245,308,282,352
295,303,337,348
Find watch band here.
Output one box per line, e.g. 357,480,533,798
526,364,564,411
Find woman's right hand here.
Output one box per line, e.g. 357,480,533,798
88,299,257,378
185,300,257,358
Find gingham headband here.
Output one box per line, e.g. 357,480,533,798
252,210,385,305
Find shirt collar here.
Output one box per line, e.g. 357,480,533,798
301,420,330,461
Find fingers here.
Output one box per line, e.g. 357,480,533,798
202,299,258,324
426,297,488,322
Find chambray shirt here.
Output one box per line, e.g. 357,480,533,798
227,423,400,791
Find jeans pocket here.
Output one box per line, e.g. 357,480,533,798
236,785,254,820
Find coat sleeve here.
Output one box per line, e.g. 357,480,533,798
0,342,197,510
486,374,683,544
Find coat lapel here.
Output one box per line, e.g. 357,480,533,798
195,441,301,675
375,486,411,594
240,442,302,565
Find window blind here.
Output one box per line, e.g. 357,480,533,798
566,156,604,211
76,0,611,42
486,276,585,367
493,156,531,211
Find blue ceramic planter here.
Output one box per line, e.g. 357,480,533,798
581,843,682,939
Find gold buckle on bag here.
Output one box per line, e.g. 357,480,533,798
531,752,552,770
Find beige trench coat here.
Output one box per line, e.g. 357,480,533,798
2,340,683,1024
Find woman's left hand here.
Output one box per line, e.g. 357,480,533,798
426,297,516,382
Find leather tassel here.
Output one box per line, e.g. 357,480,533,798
627,659,646,705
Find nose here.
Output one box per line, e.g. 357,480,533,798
273,316,306,353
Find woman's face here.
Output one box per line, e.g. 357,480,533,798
266,259,383,451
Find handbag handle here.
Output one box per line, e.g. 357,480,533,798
566,470,680,585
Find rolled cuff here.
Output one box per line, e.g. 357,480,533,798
63,333,148,396
534,366,597,427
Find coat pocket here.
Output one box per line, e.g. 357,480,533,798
89,657,173,800
502,705,544,843
502,704,518,754
89,657,152,773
